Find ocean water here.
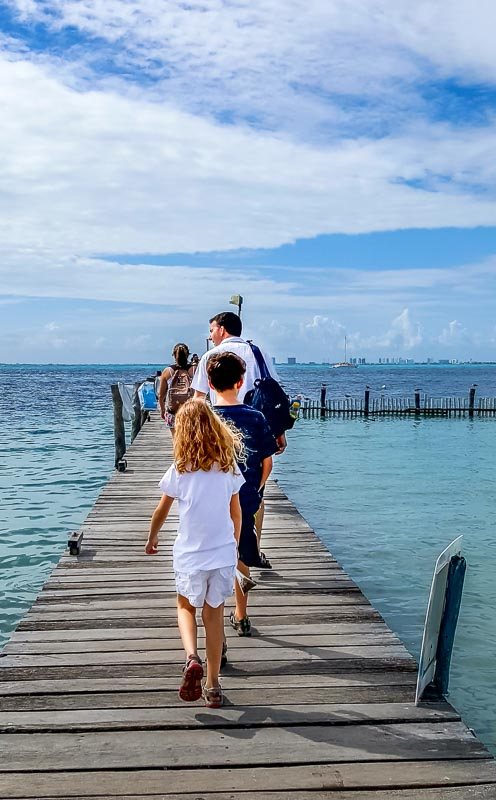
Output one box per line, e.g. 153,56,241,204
1,363,496,752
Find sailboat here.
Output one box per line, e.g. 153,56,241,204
332,335,358,368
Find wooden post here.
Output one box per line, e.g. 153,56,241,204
433,555,467,697
414,390,421,416
111,384,126,469
468,385,476,418
131,382,142,442
320,384,327,418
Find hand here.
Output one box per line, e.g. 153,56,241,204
145,534,158,554
275,433,287,455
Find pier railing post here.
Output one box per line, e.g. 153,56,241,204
320,384,327,418
468,385,476,418
131,382,142,442
364,387,370,417
416,536,465,704
111,384,126,470
433,554,467,696
414,390,421,416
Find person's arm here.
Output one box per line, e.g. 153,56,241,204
146,494,174,554
259,456,273,490
191,352,210,399
158,368,172,419
230,493,242,544
275,432,287,455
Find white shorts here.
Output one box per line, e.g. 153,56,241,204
175,566,236,608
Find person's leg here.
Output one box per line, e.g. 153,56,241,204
176,593,203,702
255,498,272,568
234,560,249,621
255,499,264,547
177,594,198,657
202,601,224,688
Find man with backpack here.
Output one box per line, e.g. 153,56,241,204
192,311,292,454
192,312,296,569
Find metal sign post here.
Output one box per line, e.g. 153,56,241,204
229,294,243,317
416,536,466,704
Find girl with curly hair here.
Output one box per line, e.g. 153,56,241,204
145,400,244,708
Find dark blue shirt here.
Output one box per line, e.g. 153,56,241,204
215,404,277,493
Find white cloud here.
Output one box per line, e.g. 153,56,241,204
438,319,471,346
258,308,424,362
6,0,496,130
1,1,496,362
382,308,423,350
1,53,496,264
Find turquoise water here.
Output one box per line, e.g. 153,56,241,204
274,414,496,753
1,363,496,752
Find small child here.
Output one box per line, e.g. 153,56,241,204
207,351,278,638
145,399,244,708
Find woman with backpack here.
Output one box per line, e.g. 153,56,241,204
158,343,196,429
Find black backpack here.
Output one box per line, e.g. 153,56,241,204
244,343,296,438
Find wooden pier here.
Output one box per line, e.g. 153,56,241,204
1,413,496,798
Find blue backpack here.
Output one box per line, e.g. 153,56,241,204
244,342,296,438
138,380,157,411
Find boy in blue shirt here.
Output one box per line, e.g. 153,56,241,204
207,351,278,637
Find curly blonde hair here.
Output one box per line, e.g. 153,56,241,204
174,400,244,474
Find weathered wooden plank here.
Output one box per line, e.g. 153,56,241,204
16,607,382,627
27,594,369,612
8,621,391,642
0,722,488,772
0,761,495,799
4,788,494,800
4,632,402,655
0,643,413,668
0,656,417,682
49,566,341,580
40,578,357,594
0,684,417,711
0,671,417,696
0,701,458,733
3,789,495,800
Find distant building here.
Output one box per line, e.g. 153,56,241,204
287,357,297,365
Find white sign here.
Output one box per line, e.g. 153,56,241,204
415,536,463,704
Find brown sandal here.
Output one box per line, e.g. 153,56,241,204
178,655,203,702
202,683,223,708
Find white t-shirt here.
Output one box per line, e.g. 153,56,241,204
191,336,278,403
159,463,245,573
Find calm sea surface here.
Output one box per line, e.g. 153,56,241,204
1,363,496,751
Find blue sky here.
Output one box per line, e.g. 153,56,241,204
1,0,496,363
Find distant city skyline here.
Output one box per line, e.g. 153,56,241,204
1,4,496,363
278,357,496,366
